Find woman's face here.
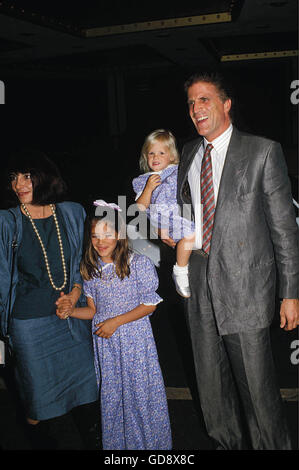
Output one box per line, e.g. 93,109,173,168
11,172,33,205
91,220,118,263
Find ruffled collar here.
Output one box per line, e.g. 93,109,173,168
144,163,177,181
98,251,135,271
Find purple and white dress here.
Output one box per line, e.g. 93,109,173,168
132,164,194,242
83,253,172,450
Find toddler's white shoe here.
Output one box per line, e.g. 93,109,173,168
172,264,191,298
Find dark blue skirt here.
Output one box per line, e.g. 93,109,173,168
10,315,98,420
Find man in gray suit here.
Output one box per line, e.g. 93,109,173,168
173,72,299,449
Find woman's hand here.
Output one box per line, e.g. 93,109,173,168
56,292,74,319
94,317,120,339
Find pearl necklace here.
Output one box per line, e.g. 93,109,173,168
21,203,67,291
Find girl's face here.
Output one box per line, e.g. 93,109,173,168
147,141,174,172
91,220,118,263
11,172,33,205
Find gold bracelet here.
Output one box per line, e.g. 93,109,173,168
73,284,82,291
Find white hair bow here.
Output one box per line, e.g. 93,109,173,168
93,199,122,212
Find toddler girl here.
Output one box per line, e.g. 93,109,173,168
56,201,172,451
132,129,195,298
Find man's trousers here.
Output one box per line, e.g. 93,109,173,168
187,252,292,450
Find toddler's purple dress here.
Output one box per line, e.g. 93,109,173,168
83,253,172,450
132,164,194,242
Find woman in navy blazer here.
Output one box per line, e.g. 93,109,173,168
0,149,99,449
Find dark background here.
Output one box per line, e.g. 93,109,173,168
0,0,298,448
0,0,297,208
1,61,298,207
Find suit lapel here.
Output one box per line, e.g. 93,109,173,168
181,138,203,179
210,128,249,256
187,139,202,170
179,137,202,204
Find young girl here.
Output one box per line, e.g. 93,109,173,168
56,201,172,451
132,129,195,298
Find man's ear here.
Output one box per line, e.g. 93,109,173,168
224,98,232,114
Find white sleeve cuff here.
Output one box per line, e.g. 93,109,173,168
142,299,163,306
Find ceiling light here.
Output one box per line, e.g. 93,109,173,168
269,1,288,7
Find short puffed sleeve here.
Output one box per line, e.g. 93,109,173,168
134,254,163,306
132,173,150,200
83,279,95,299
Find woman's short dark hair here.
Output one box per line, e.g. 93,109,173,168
5,149,67,207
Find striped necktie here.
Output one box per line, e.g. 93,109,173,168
200,143,215,254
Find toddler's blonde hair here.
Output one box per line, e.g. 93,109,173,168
139,129,180,173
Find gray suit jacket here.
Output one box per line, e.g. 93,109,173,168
177,127,299,334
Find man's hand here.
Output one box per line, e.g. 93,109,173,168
280,299,299,331
157,228,177,248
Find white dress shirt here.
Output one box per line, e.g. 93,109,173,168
188,124,233,249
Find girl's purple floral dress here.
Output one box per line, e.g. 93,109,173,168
132,164,194,242
83,253,172,450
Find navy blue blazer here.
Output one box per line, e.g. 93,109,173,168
0,202,89,340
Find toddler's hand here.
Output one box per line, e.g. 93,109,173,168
145,174,161,192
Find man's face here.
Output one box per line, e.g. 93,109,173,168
187,81,231,141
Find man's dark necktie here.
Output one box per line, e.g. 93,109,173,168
200,143,215,254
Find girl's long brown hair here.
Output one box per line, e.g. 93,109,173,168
80,212,131,281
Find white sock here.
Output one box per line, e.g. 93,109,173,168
173,263,188,275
